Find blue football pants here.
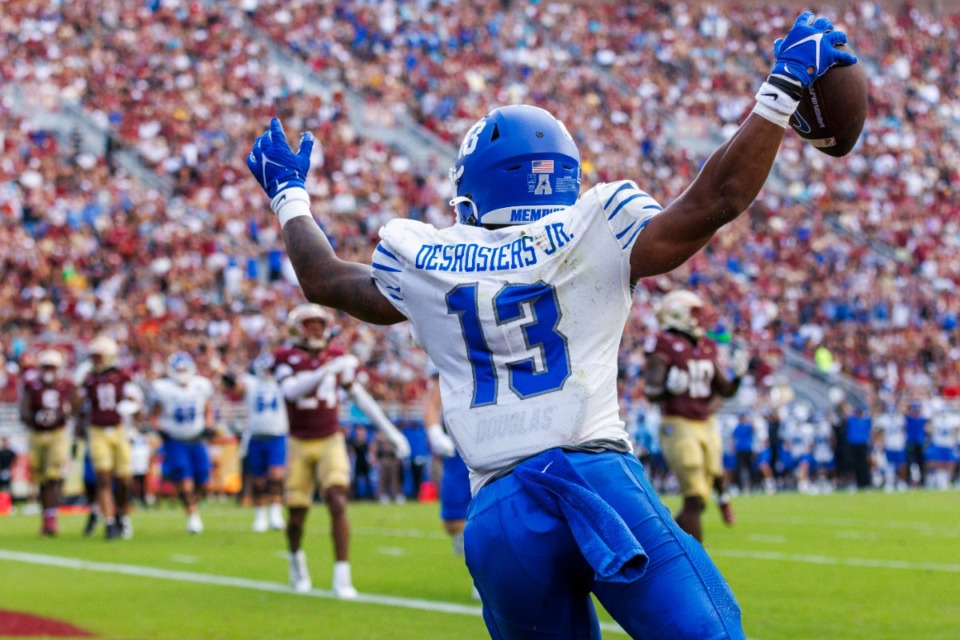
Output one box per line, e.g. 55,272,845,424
464,451,744,639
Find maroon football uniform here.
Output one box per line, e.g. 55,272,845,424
274,345,349,440
648,331,722,421
79,368,132,427
22,377,75,431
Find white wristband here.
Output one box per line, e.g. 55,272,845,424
752,82,801,129
271,187,312,227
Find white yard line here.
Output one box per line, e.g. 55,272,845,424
711,549,960,573
0,549,629,634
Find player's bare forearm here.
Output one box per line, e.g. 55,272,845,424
630,114,784,280
713,373,742,399
282,217,406,325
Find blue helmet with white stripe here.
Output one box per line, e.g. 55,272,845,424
449,105,581,227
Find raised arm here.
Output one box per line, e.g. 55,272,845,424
630,12,857,282
247,120,405,325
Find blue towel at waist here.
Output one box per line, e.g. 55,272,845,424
513,448,648,584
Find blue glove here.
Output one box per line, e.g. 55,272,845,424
246,117,314,200
769,12,857,98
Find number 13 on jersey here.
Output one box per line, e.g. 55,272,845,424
447,281,571,407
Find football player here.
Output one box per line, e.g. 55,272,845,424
873,402,908,492
248,12,856,637
75,336,143,540
148,352,215,534
276,304,409,597
19,349,75,536
926,399,959,490
644,290,748,541
223,353,289,532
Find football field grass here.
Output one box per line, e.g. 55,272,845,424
2,490,958,639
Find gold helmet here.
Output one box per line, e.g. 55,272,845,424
88,335,119,372
38,349,65,383
287,303,334,351
656,290,705,338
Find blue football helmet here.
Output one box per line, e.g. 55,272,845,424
449,105,581,227
167,351,196,385
252,353,275,378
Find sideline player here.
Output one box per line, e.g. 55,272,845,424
76,336,143,540
276,304,410,597
148,352,215,534
248,13,856,636
224,353,288,532
644,290,748,542
20,349,75,536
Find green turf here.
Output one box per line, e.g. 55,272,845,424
1,490,958,639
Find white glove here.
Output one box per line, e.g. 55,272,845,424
425,424,456,458
665,366,690,396
390,432,411,459
731,349,750,378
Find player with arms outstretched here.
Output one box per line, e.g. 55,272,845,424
248,12,856,638
277,304,409,597
644,290,748,542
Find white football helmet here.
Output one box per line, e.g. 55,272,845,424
657,290,705,338
167,351,196,385
38,349,65,383
287,303,334,351
88,336,119,372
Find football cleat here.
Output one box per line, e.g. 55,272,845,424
332,561,357,599
41,514,58,537
268,504,285,531
289,550,312,593
720,501,735,526
252,509,268,533
120,516,133,540
187,513,204,534
104,522,122,541
83,511,100,537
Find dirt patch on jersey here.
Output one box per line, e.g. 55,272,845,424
0,610,94,637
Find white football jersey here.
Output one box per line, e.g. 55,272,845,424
242,373,288,437
874,412,906,451
151,375,214,441
372,181,662,491
930,411,959,448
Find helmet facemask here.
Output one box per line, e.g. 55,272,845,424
657,290,706,339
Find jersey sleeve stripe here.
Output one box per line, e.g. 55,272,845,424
376,245,399,261
606,193,652,221
615,220,637,240
372,262,402,273
603,182,636,210
620,217,652,250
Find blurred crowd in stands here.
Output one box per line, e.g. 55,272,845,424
1,0,959,432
